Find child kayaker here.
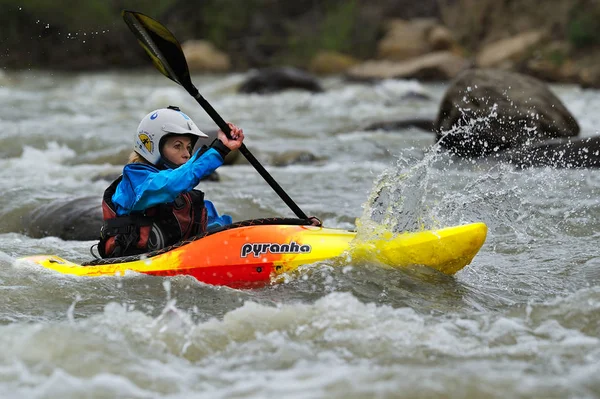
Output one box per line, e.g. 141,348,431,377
97,105,244,258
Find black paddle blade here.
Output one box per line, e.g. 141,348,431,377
122,10,194,91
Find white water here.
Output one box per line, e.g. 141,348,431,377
1,71,600,398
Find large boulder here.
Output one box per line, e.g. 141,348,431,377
238,67,323,94
434,69,580,157
23,196,102,241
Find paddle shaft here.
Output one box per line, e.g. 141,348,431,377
189,87,309,220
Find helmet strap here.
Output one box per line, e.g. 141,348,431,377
156,157,180,170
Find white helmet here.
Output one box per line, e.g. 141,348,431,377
134,106,208,165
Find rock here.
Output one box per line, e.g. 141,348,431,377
309,51,360,75
476,30,546,69
238,67,324,94
578,67,600,89
526,59,579,84
346,51,470,82
182,40,231,72
22,196,102,241
270,150,323,167
525,41,600,89
496,137,600,168
434,69,580,157
364,118,435,132
400,91,432,101
427,25,456,51
377,18,437,61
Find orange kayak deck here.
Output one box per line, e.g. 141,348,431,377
18,222,487,288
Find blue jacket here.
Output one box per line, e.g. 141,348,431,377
111,147,232,229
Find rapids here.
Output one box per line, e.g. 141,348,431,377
0,71,599,398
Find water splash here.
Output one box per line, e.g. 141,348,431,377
355,104,532,240
358,155,432,236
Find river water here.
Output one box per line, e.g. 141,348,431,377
0,70,599,398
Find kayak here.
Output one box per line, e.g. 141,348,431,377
18,218,487,288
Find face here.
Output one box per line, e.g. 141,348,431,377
162,135,194,166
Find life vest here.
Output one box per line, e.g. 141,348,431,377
98,176,207,258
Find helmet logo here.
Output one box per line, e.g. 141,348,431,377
150,112,158,120
138,133,154,153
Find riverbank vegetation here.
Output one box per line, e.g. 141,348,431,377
1,0,599,86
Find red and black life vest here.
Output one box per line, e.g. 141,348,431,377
98,176,207,258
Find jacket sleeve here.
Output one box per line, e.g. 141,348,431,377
126,148,224,212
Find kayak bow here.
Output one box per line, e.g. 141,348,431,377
18,219,487,288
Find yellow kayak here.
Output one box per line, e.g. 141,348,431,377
18,219,487,288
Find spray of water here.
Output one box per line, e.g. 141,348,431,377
355,102,536,240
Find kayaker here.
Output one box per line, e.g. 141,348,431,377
96,105,244,258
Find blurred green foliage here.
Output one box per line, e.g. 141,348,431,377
319,0,358,52
202,0,262,49
567,6,600,48
0,0,175,30
0,0,379,69
548,49,567,66
283,0,360,65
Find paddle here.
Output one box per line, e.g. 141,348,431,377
121,10,309,220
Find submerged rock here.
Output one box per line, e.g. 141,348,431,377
364,117,435,132
23,196,102,241
495,136,600,168
270,150,324,167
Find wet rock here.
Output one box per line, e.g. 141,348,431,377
496,136,600,168
434,69,580,157
364,118,435,132
346,51,470,82
238,67,324,94
270,150,324,167
23,196,102,241
399,91,432,101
